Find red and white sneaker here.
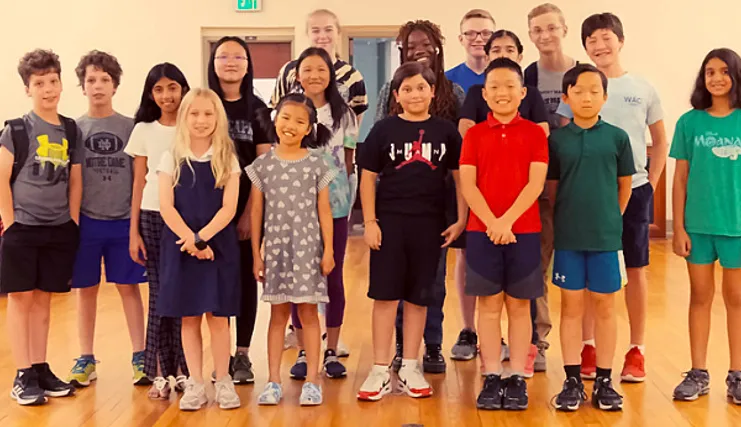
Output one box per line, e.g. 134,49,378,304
357,366,392,402
621,347,646,382
397,363,433,398
524,344,538,378
581,344,597,380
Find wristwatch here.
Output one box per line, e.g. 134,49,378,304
194,233,208,251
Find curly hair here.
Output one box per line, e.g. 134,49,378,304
389,20,459,122
75,50,123,88
18,49,61,86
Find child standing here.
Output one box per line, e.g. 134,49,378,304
671,49,741,404
248,93,336,406
0,49,81,405
288,47,358,380
357,62,464,402
549,64,634,411
157,88,242,411
67,50,148,388
125,63,191,399
460,58,548,411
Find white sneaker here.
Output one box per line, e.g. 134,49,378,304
398,362,433,398
284,328,298,350
257,382,283,405
179,378,207,411
337,339,350,358
357,365,392,401
214,376,241,409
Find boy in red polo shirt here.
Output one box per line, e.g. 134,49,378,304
460,58,548,411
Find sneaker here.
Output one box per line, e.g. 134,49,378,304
398,362,433,398
727,371,741,405
290,350,308,380
476,374,504,410
232,351,255,384
500,340,510,362
211,356,236,382
555,377,587,411
257,382,283,405
67,357,97,387
284,327,298,349
300,382,323,406
214,376,241,409
673,369,710,401
423,344,446,374
581,344,597,380
35,363,74,397
451,329,478,361
337,338,350,358
10,369,47,406
357,366,392,401
173,375,187,393
503,375,528,410
131,352,150,385
148,376,171,400
534,345,547,372
621,347,646,382
324,349,347,378
592,376,623,411
391,343,403,373
179,378,208,411
524,344,538,378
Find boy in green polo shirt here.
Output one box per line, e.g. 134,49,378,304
547,64,634,412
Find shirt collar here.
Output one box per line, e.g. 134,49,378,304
566,117,605,134
487,112,524,128
187,145,214,161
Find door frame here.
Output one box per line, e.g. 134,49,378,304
339,25,400,62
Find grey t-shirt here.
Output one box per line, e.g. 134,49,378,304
77,113,135,220
0,111,83,225
537,63,569,131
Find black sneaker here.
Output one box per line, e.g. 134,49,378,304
727,371,741,405
503,375,528,410
391,343,403,373
423,344,446,374
231,351,254,384
10,369,46,406
290,350,308,380
476,374,504,410
34,363,74,397
673,369,710,401
555,377,587,411
592,376,623,411
451,329,478,361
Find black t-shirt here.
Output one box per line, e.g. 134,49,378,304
222,95,270,218
357,115,462,217
461,84,549,124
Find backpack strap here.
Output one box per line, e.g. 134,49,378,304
59,115,77,168
524,62,539,88
3,119,30,185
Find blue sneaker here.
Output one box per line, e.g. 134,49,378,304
257,382,283,405
290,350,308,380
67,358,97,387
324,350,346,378
300,382,323,406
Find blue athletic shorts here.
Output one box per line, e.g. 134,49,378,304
71,214,146,288
552,250,621,294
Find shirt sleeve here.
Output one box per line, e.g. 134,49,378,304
459,127,479,167
617,130,637,177
528,88,550,125
270,62,290,108
250,97,272,146
342,110,360,149
70,125,83,165
530,125,549,165
156,150,176,175
646,81,665,125
0,124,14,155
460,86,480,122
374,82,391,124
556,101,574,119
546,135,560,180
124,123,147,157
453,83,466,109
356,121,383,173
244,157,264,192
447,123,463,170
315,155,337,191
230,155,241,174
669,113,689,161
346,67,369,116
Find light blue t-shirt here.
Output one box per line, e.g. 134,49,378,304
556,73,664,188
445,63,485,94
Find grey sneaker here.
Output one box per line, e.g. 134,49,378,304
673,369,710,401
232,351,254,384
451,329,478,361
727,371,741,405
214,376,241,409
300,382,323,406
534,346,547,372
179,378,208,411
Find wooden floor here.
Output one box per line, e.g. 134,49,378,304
1,238,740,426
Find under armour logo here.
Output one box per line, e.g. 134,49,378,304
554,273,566,283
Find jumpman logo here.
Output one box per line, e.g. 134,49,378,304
396,129,437,170
554,273,567,283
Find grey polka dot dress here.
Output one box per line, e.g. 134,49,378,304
246,150,336,304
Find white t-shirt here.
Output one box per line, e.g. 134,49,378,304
157,146,241,176
557,73,664,188
124,121,176,211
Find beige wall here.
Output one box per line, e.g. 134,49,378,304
2,0,740,219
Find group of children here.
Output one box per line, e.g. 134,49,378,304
0,3,740,416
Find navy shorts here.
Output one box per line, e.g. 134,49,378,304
465,232,543,300
552,250,621,294
72,214,146,288
623,183,652,268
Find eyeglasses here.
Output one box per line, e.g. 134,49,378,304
216,55,248,62
462,30,494,41
530,26,563,37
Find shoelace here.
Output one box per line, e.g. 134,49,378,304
549,379,587,410
680,370,706,386
597,378,623,399
233,354,252,371
153,377,169,391
71,358,96,374
482,375,501,393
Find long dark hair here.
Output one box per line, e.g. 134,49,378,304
485,30,524,55
691,48,741,110
207,36,256,112
256,93,331,149
134,63,190,124
295,47,349,132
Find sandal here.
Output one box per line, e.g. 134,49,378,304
147,376,171,400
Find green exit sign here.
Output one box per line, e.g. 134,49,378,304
236,0,261,12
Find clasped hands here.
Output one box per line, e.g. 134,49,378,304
177,234,215,261
486,217,517,245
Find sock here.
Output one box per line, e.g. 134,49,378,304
371,364,388,374
400,359,417,370
81,354,96,362
564,365,581,380
596,367,612,380
696,368,709,373
583,339,596,348
31,362,48,373
484,369,503,377
629,344,646,355
132,350,144,360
